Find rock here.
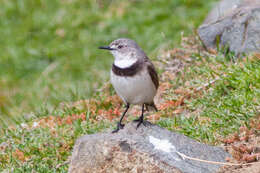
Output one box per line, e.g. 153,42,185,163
198,0,260,55
69,122,230,173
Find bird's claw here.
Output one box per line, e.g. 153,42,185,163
133,117,145,129
112,122,125,133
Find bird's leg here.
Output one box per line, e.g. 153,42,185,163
112,103,130,133
152,103,158,112
145,103,158,112
145,104,149,112
133,104,145,129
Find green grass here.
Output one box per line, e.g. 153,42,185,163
0,0,217,123
0,119,112,172
158,55,260,144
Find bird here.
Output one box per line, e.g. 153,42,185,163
99,38,159,133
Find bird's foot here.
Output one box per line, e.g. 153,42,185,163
112,122,125,133
133,117,146,129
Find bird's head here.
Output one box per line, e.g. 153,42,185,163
99,38,143,62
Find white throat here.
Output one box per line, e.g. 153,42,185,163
114,59,137,68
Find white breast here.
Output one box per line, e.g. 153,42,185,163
114,59,137,68
110,69,157,105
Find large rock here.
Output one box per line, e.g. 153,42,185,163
69,122,230,173
198,0,260,55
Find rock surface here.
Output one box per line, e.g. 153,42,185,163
198,0,260,55
69,122,230,173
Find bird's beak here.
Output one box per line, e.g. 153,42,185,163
98,46,116,50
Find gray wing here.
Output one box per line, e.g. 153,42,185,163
144,57,159,89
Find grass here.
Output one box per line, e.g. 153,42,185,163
157,54,260,144
1,0,260,172
0,0,217,123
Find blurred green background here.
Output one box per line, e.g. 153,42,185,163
0,0,217,123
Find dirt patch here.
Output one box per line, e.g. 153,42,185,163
218,116,260,173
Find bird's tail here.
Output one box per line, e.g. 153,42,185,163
145,102,158,112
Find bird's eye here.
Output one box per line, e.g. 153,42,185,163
118,45,123,49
